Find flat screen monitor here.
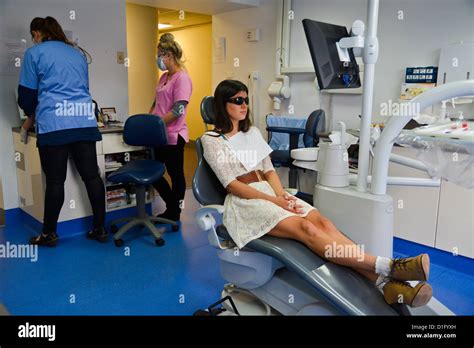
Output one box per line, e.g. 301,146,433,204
303,19,361,90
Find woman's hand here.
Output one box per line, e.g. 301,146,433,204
279,192,295,201
149,100,156,114
22,116,34,130
20,116,34,144
272,195,304,214
281,193,304,213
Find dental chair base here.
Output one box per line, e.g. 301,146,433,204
220,270,341,315
314,185,394,257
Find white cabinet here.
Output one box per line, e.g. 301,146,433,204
436,177,474,258
387,146,474,258
387,146,440,247
102,133,143,154
13,129,154,224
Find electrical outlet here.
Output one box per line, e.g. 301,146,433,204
117,51,125,64
246,28,260,42
251,71,260,80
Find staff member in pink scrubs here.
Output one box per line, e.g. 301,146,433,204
150,33,193,222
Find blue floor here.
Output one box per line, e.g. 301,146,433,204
0,191,225,315
393,238,474,316
1,190,473,315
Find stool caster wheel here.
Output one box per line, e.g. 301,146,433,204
155,238,165,247
171,224,179,232
111,225,119,234
114,239,124,247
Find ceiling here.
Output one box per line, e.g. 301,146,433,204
127,0,260,15
157,8,211,30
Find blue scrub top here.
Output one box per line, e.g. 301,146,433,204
19,41,99,137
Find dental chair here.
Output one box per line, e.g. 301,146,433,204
193,97,406,315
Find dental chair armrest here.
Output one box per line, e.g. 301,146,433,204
266,126,305,151
196,205,225,216
196,205,234,250
265,126,306,135
195,205,224,232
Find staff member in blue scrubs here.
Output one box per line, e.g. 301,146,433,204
18,17,107,246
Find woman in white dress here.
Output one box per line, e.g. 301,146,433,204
201,80,434,308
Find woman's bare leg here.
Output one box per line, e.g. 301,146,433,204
268,215,378,278
303,210,379,280
304,210,357,247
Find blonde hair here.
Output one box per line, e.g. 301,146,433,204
158,33,185,69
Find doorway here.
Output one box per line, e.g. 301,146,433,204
126,4,212,188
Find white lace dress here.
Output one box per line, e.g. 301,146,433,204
201,127,317,249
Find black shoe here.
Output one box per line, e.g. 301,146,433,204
86,227,108,243
155,210,180,222
30,232,58,247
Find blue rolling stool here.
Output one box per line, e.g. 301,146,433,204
108,114,178,247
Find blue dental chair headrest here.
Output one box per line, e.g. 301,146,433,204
193,138,227,206
193,96,227,206
200,96,216,125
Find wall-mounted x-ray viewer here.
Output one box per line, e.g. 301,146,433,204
303,19,362,90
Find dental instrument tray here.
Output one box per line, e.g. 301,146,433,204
408,121,474,141
396,123,474,188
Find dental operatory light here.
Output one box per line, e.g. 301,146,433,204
158,23,173,30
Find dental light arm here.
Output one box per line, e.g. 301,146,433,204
371,80,474,195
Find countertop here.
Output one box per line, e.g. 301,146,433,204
12,124,124,138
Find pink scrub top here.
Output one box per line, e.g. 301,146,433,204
152,70,193,145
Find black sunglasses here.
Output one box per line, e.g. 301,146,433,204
227,97,249,106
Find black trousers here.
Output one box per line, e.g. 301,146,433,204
152,135,186,216
38,141,105,234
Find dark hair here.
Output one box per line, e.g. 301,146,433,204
212,80,252,135
30,16,92,63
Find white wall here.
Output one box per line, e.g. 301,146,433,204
168,24,213,141
212,0,279,131
288,0,474,125
212,0,474,192
0,0,129,210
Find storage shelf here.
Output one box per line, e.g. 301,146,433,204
105,168,122,173
106,182,125,188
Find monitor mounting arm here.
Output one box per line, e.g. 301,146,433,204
338,20,366,62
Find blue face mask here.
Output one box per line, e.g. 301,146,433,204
156,56,167,71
